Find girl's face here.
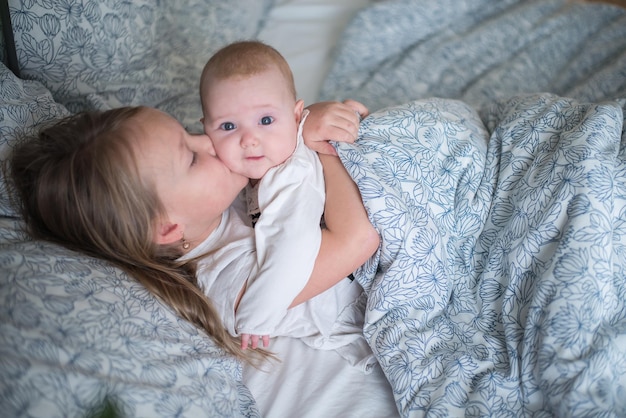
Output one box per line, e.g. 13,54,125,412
132,108,248,247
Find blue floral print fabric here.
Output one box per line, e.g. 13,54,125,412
321,0,626,113
7,0,274,132
3,0,626,415
0,217,260,417
0,64,70,217
336,94,626,416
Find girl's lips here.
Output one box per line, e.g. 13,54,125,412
246,156,264,160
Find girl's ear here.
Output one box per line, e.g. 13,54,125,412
294,99,305,124
154,220,182,245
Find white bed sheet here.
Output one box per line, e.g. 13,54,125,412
243,336,399,418
246,1,399,416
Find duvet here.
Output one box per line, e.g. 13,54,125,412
336,93,626,416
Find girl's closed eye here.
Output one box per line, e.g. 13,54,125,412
260,116,273,126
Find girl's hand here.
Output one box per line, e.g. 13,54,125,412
303,100,369,155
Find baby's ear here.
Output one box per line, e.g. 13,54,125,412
154,220,182,245
294,99,305,124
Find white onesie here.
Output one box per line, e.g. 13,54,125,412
235,110,324,336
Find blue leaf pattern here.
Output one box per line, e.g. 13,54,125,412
2,0,626,415
7,0,274,132
321,0,626,113
0,218,261,417
337,94,626,416
0,66,71,217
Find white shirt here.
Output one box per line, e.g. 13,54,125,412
186,202,374,370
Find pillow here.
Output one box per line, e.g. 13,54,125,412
8,0,275,132
0,62,70,217
0,218,259,417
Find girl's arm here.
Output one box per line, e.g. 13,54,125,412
289,152,379,307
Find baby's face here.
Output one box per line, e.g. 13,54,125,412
202,68,302,180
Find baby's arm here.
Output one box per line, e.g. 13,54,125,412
240,150,377,344
285,100,377,305
235,113,325,348
236,165,325,349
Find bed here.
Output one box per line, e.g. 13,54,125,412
1,0,625,417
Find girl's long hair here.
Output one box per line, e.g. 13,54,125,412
8,107,267,364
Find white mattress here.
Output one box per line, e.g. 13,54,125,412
245,1,399,416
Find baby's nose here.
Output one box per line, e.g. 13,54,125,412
240,131,259,147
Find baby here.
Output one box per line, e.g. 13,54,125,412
199,41,374,369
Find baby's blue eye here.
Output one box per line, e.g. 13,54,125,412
260,116,273,125
221,122,235,131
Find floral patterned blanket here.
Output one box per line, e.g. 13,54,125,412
324,1,626,414
336,94,626,416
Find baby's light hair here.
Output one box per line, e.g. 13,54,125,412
200,40,297,111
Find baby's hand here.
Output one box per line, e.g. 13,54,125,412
303,100,369,155
241,333,270,350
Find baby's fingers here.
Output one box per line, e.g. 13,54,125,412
343,99,369,119
240,334,270,350
241,334,250,350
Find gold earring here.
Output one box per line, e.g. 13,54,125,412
181,236,190,250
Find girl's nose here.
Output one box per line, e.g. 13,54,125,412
204,136,217,155
194,133,216,155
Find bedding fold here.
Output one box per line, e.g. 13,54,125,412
320,0,626,112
